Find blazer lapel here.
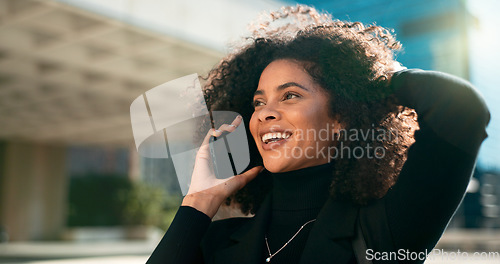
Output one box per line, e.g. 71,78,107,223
212,196,359,264
212,195,272,264
300,197,360,264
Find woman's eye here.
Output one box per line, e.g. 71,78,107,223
253,100,265,107
283,92,299,100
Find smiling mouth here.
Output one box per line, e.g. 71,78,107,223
261,132,292,144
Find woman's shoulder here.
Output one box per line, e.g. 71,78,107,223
200,216,254,258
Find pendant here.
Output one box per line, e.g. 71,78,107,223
266,257,271,262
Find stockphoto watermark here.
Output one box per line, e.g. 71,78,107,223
267,123,397,160
365,249,500,262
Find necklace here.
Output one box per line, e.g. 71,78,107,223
264,219,316,263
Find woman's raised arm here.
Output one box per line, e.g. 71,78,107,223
384,69,490,253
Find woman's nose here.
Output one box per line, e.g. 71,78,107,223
258,105,281,122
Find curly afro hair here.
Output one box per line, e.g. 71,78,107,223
202,5,418,215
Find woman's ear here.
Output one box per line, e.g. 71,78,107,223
328,118,344,144
329,114,344,135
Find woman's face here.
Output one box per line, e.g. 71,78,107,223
250,59,342,173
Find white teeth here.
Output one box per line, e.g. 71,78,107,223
261,132,292,143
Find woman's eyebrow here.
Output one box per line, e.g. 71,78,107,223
278,82,309,91
253,82,310,96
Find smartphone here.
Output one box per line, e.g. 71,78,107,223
209,130,237,179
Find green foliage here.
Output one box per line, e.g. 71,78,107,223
67,174,180,229
118,182,180,229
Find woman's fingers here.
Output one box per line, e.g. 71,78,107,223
213,115,243,136
230,114,243,127
389,60,407,74
238,166,264,187
197,128,217,160
225,166,264,193
198,115,242,159
200,115,242,147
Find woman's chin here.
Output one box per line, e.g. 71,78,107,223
262,158,297,173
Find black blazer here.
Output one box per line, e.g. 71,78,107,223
147,69,490,264
201,195,394,264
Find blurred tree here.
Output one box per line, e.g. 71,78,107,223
67,174,180,230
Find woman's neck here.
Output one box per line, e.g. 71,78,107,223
270,162,334,211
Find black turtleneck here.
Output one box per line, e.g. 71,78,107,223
265,162,334,263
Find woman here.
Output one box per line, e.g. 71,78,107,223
147,5,490,264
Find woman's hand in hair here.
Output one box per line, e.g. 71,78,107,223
388,61,407,77
182,115,263,219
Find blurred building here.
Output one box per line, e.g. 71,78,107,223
0,0,285,241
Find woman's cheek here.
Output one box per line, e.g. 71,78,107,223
249,114,259,145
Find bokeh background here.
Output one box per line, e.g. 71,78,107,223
0,0,499,263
